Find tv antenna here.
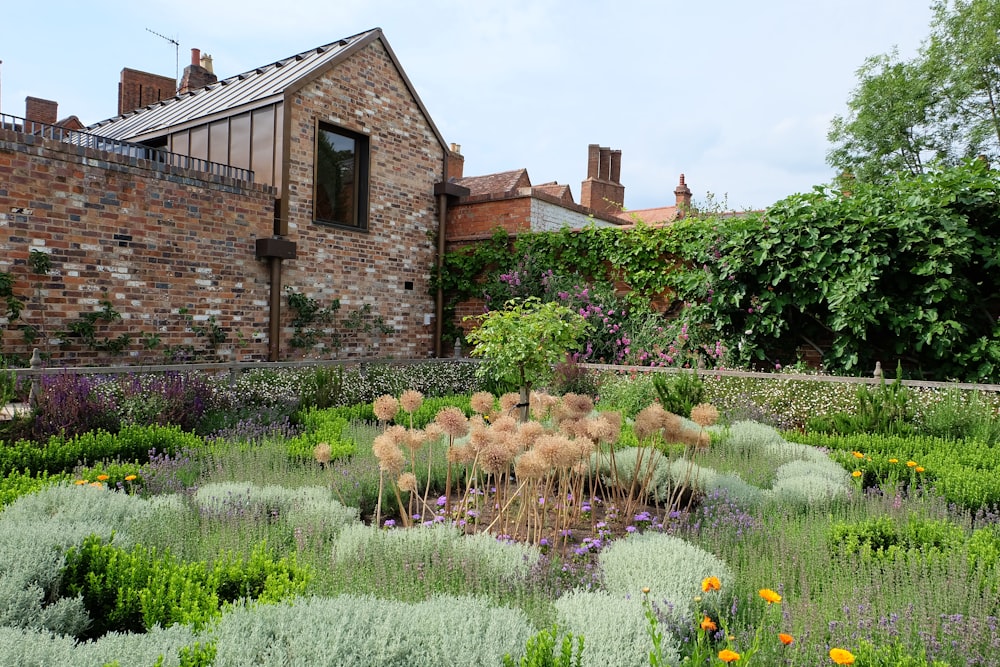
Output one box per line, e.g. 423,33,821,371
146,28,180,89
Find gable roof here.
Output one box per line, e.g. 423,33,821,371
453,169,530,197
615,206,679,225
87,28,447,150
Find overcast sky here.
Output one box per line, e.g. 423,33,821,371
1,1,934,212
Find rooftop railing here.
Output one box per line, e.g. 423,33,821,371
0,113,254,184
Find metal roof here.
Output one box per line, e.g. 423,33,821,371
87,29,378,141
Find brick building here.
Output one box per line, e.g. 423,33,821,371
1,28,460,363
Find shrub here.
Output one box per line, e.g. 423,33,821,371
828,516,966,560
0,624,200,667
60,535,309,639
598,532,733,619
209,594,533,666
503,626,584,667
0,468,67,507
100,373,215,431
595,372,658,418
29,373,119,440
554,591,678,667
652,370,704,418
287,410,354,461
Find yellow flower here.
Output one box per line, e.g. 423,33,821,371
702,576,721,592
96,474,109,481
74,479,87,485
759,588,782,604
888,458,899,464
89,481,103,488
700,616,717,632
915,466,925,473
124,474,137,481
718,649,741,663
906,461,917,468
779,633,794,645
852,470,862,478
829,648,856,664
852,451,864,459
641,587,650,594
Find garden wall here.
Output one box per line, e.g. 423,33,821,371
0,128,275,363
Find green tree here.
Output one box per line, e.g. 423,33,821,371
829,0,1000,182
465,297,590,419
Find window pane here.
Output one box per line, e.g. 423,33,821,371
251,106,275,187
229,112,251,171
315,127,357,226
209,119,229,164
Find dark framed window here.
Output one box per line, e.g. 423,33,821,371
314,122,369,230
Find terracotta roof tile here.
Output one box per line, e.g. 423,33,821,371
453,169,530,197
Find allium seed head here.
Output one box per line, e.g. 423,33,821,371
399,389,424,414
470,391,496,415
313,442,332,465
397,472,418,493
374,394,400,422
435,406,469,438
690,403,720,427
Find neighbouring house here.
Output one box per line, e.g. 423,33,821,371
1,28,465,363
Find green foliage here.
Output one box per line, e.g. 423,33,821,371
503,626,584,667
829,515,965,560
0,271,26,349
60,534,308,639
0,424,204,477
652,370,704,418
595,372,658,419
298,364,344,410
670,161,1000,381
286,410,354,461
286,289,394,354
466,297,590,404
814,373,916,436
850,639,950,667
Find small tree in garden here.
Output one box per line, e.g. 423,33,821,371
465,298,590,421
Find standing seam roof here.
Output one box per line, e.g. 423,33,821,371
87,29,377,141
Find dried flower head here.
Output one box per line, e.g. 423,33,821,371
447,444,474,465
499,392,522,416
634,403,669,441
314,442,332,465
562,392,594,419
530,391,559,420
423,422,444,442
514,449,549,479
404,429,427,452
397,472,418,493
435,406,469,438
482,441,514,475
690,403,720,427
471,392,496,415
399,389,424,414
515,420,545,449
384,424,408,444
374,394,400,422
491,415,518,434
377,446,405,476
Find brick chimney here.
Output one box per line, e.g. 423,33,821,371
25,96,58,125
118,68,176,115
674,174,692,217
447,143,465,180
178,48,218,94
580,144,625,216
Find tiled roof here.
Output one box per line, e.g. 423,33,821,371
532,183,573,203
615,206,679,225
453,169,530,197
87,29,379,141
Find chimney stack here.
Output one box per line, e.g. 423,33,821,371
674,174,692,217
118,68,176,115
580,143,625,216
447,143,465,180
178,47,218,94
25,96,58,126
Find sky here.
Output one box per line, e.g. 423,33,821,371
1,1,935,212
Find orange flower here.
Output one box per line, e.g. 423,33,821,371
759,588,782,604
700,616,717,632
829,648,855,664
702,576,721,592
89,481,103,488
852,451,864,459
906,461,917,467
124,474,137,481
779,633,794,645
96,474,109,481
73,479,87,485
851,470,862,478
888,458,899,464
915,466,925,473
718,649,741,663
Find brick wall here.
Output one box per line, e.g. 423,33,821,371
446,197,532,242
281,37,445,359
0,129,275,364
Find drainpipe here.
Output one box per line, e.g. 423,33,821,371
433,178,470,358
255,237,297,361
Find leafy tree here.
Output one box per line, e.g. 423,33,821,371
465,297,590,419
829,0,1000,182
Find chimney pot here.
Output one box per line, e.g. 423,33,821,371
190,48,201,66
200,53,214,74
